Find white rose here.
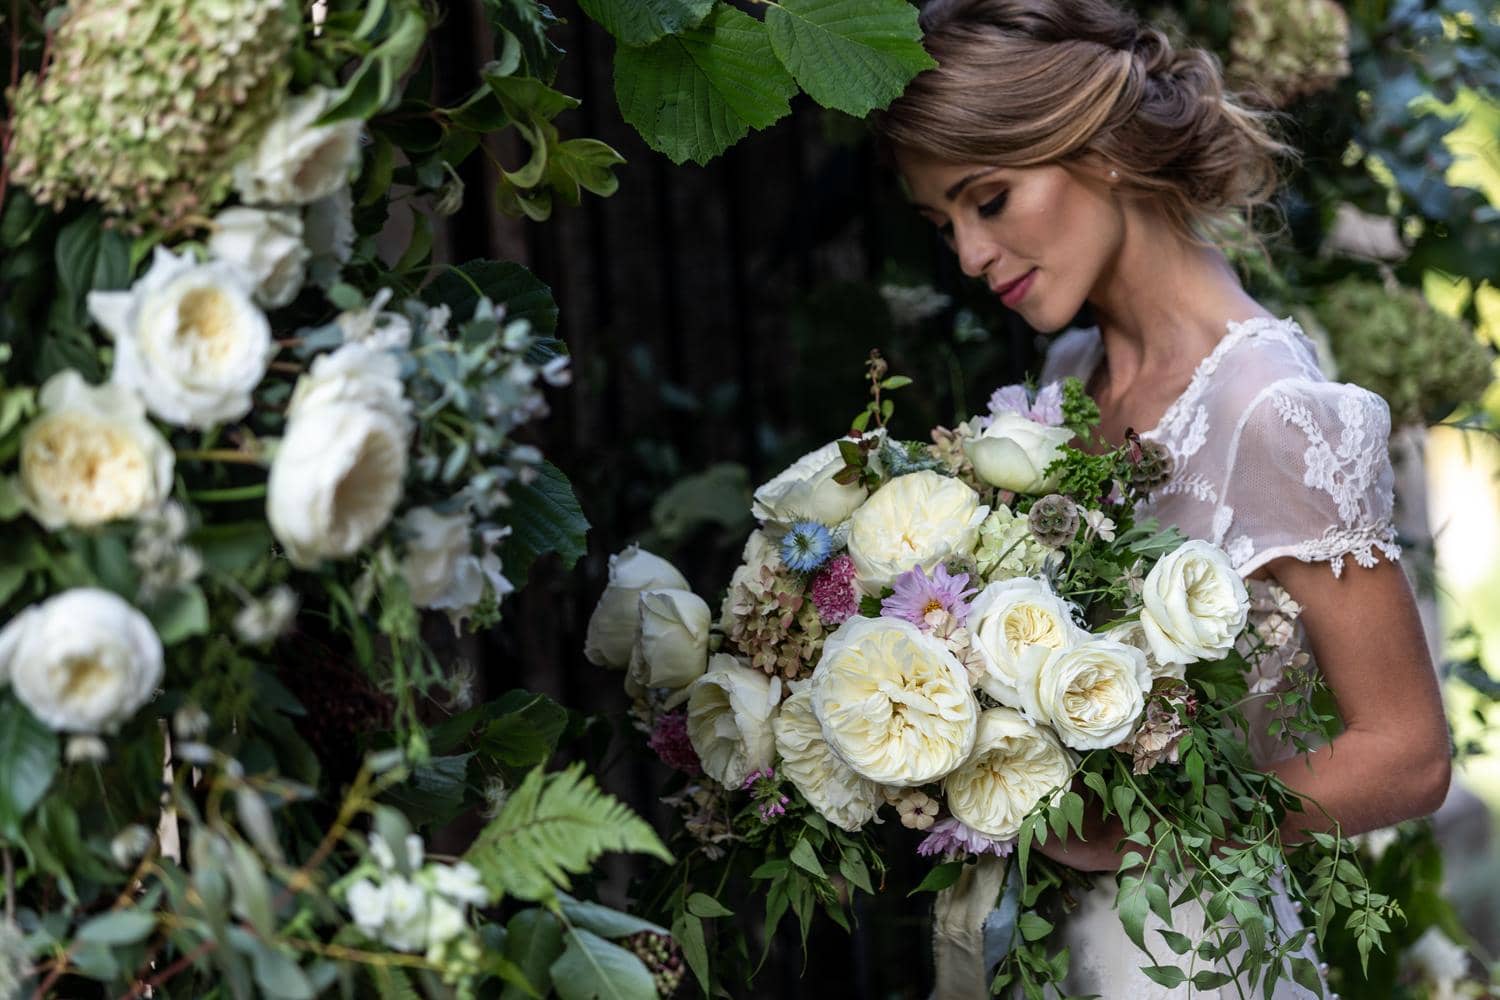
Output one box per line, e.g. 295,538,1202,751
964,412,1074,494
1106,620,1182,681
305,185,356,286
1026,639,1153,750
968,577,1088,711
847,470,988,592
584,546,689,668
772,688,882,832
1139,540,1250,666
234,86,363,206
207,207,310,309
267,345,410,567
753,437,870,525
17,371,173,530
398,507,504,625
629,588,712,692
686,655,780,789
88,246,273,428
942,707,1074,840
0,588,163,733
809,616,978,787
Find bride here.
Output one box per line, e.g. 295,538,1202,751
869,0,1452,996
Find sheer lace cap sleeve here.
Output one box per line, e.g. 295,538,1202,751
1214,379,1401,578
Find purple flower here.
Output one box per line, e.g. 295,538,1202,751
810,554,858,625
648,711,702,777
881,563,977,629
916,817,1016,859
987,381,1065,427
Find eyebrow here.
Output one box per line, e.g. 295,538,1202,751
910,167,1005,212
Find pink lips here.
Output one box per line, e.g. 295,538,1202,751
992,268,1037,307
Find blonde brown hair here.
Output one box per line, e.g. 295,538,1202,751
870,0,1296,247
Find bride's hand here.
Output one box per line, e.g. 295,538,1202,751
1033,796,1131,873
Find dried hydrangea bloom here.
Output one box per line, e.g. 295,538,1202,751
719,532,826,680
8,0,299,231
1226,0,1350,107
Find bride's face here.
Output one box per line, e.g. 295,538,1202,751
895,151,1124,333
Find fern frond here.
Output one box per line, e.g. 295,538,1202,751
465,762,672,901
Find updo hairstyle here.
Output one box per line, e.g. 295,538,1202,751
871,0,1296,247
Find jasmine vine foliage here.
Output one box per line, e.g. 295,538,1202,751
0,2,672,997
588,365,1397,996
593,0,935,164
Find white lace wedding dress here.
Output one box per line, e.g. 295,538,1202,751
1033,315,1400,999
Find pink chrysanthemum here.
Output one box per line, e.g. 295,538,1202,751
916,817,1016,858
881,563,977,630
810,554,858,625
648,711,702,777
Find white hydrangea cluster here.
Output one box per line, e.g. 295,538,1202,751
343,834,490,970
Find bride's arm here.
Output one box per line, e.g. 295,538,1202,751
1037,555,1451,872
1260,553,1451,841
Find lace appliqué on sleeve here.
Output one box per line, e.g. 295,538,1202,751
1271,387,1401,577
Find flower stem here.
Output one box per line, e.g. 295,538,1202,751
175,449,265,466
187,483,268,503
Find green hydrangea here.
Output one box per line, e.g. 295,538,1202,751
1226,0,1350,107
7,0,299,232
974,506,1049,581
1314,278,1494,427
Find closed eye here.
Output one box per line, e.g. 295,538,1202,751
978,191,1008,218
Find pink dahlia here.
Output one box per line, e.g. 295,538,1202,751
648,711,702,777
881,563,977,630
809,554,858,625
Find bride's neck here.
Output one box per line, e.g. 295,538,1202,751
1085,209,1271,388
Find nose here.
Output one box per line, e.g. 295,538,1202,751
951,220,999,280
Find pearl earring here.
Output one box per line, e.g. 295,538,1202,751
1109,169,1119,180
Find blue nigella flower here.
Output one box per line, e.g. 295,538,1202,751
780,520,834,573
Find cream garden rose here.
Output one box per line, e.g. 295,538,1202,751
629,588,712,692
267,344,411,567
809,616,977,787
17,371,173,530
752,436,871,526
0,588,163,733
772,687,883,832
963,412,1074,494
88,246,274,428
1023,638,1153,750
685,655,780,789
846,470,987,592
584,546,689,668
942,707,1074,840
207,206,310,308
1106,620,1181,681
968,577,1088,712
233,86,364,205
1139,540,1250,666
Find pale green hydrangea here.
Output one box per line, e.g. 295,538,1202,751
1227,0,1350,107
8,0,299,231
974,506,1049,582
1314,278,1494,427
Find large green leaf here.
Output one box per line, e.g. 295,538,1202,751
422,260,558,335
498,461,590,589
481,689,569,770
579,0,714,47
559,895,669,939
464,763,670,902
765,0,935,116
614,5,797,165
0,697,59,840
500,907,564,1000
549,929,656,1000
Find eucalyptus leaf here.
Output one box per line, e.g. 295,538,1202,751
549,928,656,1000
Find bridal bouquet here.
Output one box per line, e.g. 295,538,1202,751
589,355,1393,995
